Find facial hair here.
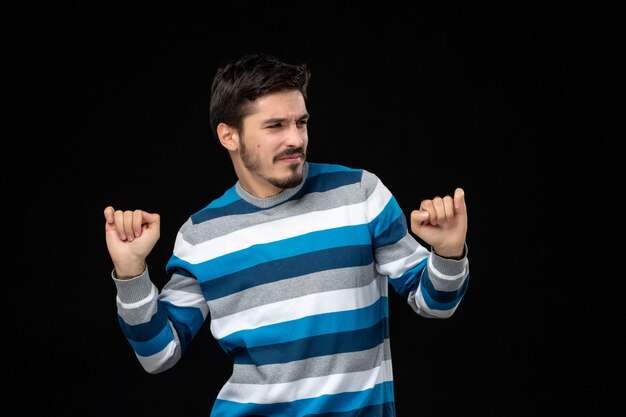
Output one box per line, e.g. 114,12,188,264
240,137,306,190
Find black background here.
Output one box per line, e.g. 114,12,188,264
4,2,620,416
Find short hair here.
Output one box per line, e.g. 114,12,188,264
209,53,311,140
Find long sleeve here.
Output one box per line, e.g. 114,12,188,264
112,266,209,374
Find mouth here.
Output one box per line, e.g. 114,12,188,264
275,149,304,164
278,154,302,163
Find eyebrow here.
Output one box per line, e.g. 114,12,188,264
262,113,310,125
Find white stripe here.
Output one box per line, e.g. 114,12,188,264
366,180,393,222
414,288,456,318
135,332,179,374
160,288,209,318
378,236,429,278
116,284,157,309
211,277,383,339
174,181,392,265
217,358,394,404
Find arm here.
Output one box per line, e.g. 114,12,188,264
369,182,469,318
104,207,208,374
407,188,469,317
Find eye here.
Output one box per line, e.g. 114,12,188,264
297,120,308,126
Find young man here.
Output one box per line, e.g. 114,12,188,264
104,53,470,416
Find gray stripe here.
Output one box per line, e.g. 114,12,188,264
209,264,380,319
181,168,377,245
227,341,392,384
375,233,420,266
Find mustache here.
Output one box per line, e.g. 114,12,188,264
274,147,305,162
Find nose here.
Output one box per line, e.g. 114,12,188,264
284,121,306,147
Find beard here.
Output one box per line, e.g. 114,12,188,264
240,139,306,190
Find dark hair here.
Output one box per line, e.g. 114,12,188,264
209,53,311,140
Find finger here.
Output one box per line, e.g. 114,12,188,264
410,209,429,233
411,209,430,223
113,209,126,240
443,194,454,221
453,187,466,213
419,199,435,225
132,210,144,238
123,210,136,241
431,196,445,225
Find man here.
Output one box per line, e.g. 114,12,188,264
104,52,469,416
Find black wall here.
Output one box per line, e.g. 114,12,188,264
5,3,619,416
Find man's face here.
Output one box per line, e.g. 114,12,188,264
237,90,309,194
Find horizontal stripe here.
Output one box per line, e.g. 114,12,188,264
199,245,374,301
369,199,405,249
159,287,208,314
117,303,168,342
211,276,384,339
228,341,391,384
160,301,206,353
233,319,388,365
136,336,179,373
116,284,157,310
220,298,388,351
211,380,395,417
175,200,377,265
209,264,377,320
194,165,362,220
187,224,373,282
420,269,470,305
128,319,175,356
303,402,396,417
378,241,429,279
387,258,428,300
218,359,394,404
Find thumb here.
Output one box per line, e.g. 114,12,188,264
453,187,466,215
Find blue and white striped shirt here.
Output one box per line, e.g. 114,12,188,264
114,162,469,416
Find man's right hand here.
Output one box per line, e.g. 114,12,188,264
104,206,161,280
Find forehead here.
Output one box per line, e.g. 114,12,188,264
248,90,307,119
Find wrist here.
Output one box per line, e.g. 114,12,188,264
433,245,465,260
114,262,146,280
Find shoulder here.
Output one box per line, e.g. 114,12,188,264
306,162,382,195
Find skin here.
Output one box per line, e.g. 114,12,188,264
104,90,467,279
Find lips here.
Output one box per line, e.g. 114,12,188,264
275,150,303,162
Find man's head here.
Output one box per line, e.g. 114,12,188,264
210,53,312,199
209,53,311,140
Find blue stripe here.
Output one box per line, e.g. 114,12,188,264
370,197,406,248
193,244,374,301
127,319,174,357
117,302,169,342
211,381,395,417
174,222,371,281
232,319,389,365
306,162,360,177
118,301,205,355
191,164,363,223
420,270,470,310
193,195,254,223
161,301,205,353
303,401,396,417
219,298,388,352
206,186,240,209
388,258,428,300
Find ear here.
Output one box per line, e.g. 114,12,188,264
217,123,238,151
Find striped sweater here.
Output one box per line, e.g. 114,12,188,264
113,162,469,416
